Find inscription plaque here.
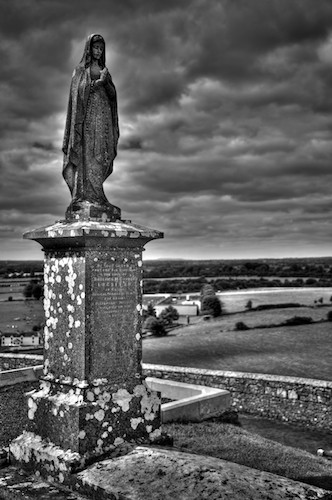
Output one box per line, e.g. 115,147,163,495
89,253,141,383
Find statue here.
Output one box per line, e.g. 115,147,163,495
62,34,121,221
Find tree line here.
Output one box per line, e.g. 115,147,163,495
143,257,332,279
2,257,332,280
143,276,332,294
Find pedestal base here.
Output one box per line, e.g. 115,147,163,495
10,377,161,482
13,219,164,480
65,200,121,222
24,376,160,451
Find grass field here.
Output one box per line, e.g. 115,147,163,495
209,305,331,330
143,309,332,380
0,300,44,333
1,295,332,381
218,287,332,313
164,420,332,491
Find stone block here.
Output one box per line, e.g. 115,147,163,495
11,220,163,477
23,378,161,458
146,377,230,423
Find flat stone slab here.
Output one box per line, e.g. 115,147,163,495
76,446,332,500
0,447,331,499
146,377,231,423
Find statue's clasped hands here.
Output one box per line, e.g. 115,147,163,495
94,67,109,87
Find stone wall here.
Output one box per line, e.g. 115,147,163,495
0,380,40,447
1,355,331,432
0,353,42,371
143,364,332,431
0,357,43,448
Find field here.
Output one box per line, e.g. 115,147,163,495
0,300,44,333
142,308,332,381
0,281,29,302
217,287,332,313
164,420,332,491
1,285,332,381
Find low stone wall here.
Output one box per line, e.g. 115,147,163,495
0,355,331,432
0,353,42,371
0,366,42,447
143,364,332,431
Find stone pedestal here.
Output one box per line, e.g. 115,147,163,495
10,219,163,481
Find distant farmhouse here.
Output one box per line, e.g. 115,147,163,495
143,294,200,317
0,331,41,348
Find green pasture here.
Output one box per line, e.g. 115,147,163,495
219,305,331,329
143,309,332,381
0,300,44,333
1,298,332,381
165,420,332,491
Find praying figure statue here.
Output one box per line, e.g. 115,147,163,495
62,34,120,221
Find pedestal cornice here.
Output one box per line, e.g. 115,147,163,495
23,219,163,249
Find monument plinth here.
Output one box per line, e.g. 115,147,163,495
10,219,163,480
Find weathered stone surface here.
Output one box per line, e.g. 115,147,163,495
0,382,39,448
1,447,332,500
11,221,163,476
62,34,120,225
23,219,163,250
75,446,332,500
0,466,88,499
16,378,161,458
40,245,146,385
0,368,42,447
10,431,82,484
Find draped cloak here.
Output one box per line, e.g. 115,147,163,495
62,34,119,205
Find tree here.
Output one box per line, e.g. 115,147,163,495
23,282,34,298
285,316,313,326
245,299,253,310
235,321,249,331
147,303,156,317
23,280,43,300
32,283,43,300
159,305,179,326
201,295,222,317
143,316,166,336
200,283,215,301
200,282,223,317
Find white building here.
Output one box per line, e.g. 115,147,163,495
0,331,41,347
144,296,200,317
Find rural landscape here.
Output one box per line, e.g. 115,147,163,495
1,257,332,379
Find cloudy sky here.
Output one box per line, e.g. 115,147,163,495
1,0,332,261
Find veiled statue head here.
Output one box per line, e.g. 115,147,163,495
80,34,106,68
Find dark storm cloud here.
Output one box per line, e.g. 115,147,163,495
31,141,57,153
181,0,332,81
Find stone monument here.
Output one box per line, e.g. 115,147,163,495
10,33,163,483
